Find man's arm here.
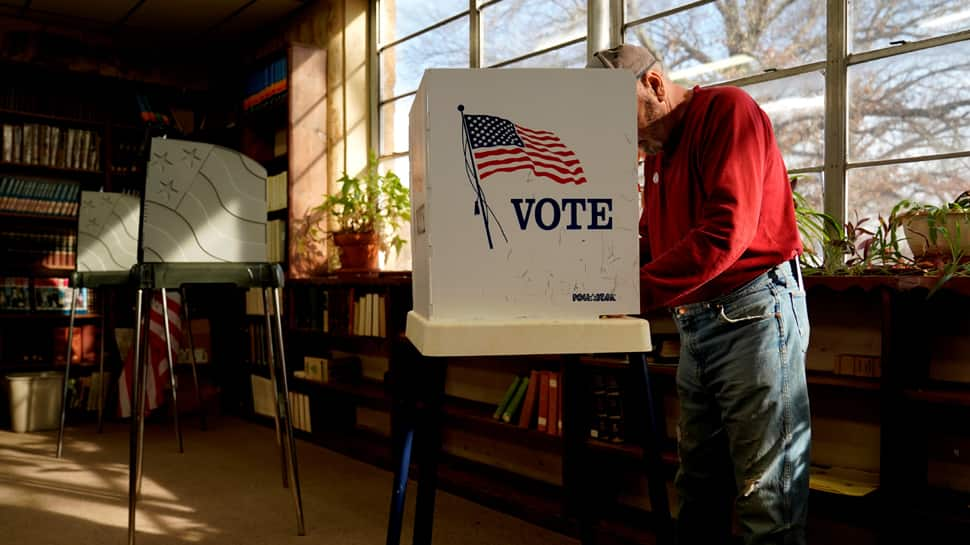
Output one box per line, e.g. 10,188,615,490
640,91,770,309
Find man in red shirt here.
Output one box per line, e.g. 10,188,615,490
596,44,811,545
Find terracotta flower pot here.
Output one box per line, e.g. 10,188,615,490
333,232,379,272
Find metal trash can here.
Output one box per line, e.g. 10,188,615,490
6,371,64,433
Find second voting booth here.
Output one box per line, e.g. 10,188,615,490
388,68,671,545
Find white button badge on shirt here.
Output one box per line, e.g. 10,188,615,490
652,172,659,184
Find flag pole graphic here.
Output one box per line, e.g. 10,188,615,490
459,105,495,249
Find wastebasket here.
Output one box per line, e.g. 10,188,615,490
6,371,64,433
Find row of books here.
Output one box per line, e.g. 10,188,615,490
0,277,90,312
299,355,361,384
247,322,272,367
350,293,387,338
494,370,563,435
267,219,286,263
1,231,76,270
250,374,312,432
834,354,881,378
0,177,81,216
267,171,288,211
110,140,144,176
244,287,279,316
67,371,111,412
0,87,109,123
589,371,626,444
243,56,288,112
1,123,101,171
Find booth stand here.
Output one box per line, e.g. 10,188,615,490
385,312,673,545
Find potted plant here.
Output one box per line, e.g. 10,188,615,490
900,190,970,263
311,153,410,272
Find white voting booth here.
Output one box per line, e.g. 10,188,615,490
406,69,650,356
387,70,671,545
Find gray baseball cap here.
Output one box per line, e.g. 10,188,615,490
593,44,660,79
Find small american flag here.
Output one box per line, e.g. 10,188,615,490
119,291,182,417
465,114,587,185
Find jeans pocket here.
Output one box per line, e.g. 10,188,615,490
716,296,774,324
789,290,810,348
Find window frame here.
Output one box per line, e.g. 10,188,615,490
372,0,970,248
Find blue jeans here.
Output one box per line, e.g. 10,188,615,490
671,262,811,545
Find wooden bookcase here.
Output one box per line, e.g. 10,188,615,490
229,273,970,543
0,64,208,422
237,42,328,279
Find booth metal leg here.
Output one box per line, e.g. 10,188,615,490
160,288,184,454
262,288,288,489
413,357,446,545
386,338,418,545
561,355,596,544
179,287,206,430
96,296,107,434
629,352,673,545
128,289,150,545
270,285,306,535
55,287,79,458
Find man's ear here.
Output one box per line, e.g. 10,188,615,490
643,71,665,102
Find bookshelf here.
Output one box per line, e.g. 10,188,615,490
234,273,970,542
236,42,328,279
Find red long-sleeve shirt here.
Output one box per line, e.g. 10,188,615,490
639,85,802,311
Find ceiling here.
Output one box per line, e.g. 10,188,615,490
0,0,310,44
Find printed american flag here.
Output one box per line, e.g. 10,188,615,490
118,291,182,417
465,114,587,185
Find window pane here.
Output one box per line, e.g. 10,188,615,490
500,40,588,68
380,95,414,156
790,171,824,213
851,0,970,53
848,40,970,163
379,155,412,271
482,0,586,67
790,171,825,265
847,157,970,227
381,16,469,99
624,1,825,85
742,71,825,170
380,0,468,45
624,0,706,22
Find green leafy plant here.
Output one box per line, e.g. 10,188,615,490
793,184,970,296
897,190,970,295
309,152,411,260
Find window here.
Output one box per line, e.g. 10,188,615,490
481,0,587,67
621,0,970,228
375,1,970,269
375,0,588,270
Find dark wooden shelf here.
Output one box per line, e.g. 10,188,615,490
288,328,391,356
0,312,101,320
288,271,412,287
0,361,56,372
0,211,77,224
0,265,76,277
0,160,103,178
804,274,970,296
904,384,970,407
442,396,563,450
0,107,107,128
291,376,388,410
807,371,881,391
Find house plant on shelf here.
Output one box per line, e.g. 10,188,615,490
310,153,410,273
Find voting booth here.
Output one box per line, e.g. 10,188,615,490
387,69,671,545
409,68,639,323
